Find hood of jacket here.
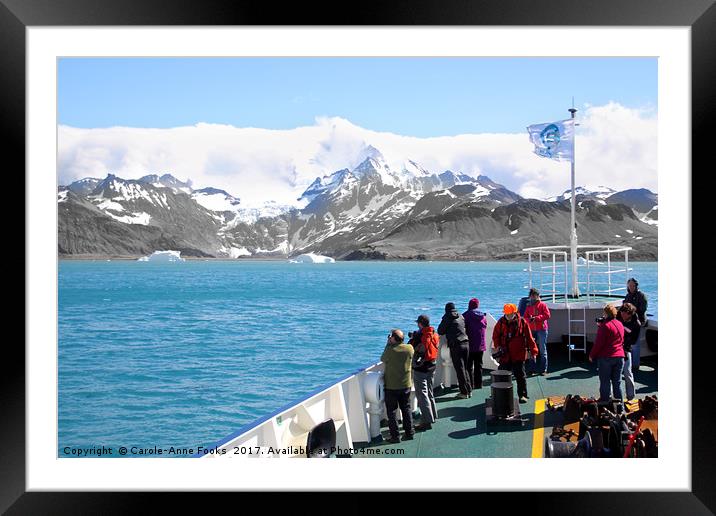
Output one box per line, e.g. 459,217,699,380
444,310,461,320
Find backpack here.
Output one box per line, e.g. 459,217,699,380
422,330,439,362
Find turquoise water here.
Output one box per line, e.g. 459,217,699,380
58,260,657,456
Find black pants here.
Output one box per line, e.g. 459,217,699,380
467,351,484,388
449,342,472,395
499,360,527,398
384,388,413,439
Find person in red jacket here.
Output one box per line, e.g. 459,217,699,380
524,288,551,376
589,304,625,401
491,303,538,403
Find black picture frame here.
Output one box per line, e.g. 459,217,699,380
5,0,713,513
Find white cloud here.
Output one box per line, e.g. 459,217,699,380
58,102,656,206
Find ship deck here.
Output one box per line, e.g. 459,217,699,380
360,350,658,458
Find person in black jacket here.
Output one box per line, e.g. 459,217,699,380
437,302,472,399
618,303,639,400
624,278,648,327
624,277,648,372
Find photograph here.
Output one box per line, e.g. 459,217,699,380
56,56,659,460
10,14,709,510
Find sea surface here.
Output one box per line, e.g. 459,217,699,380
58,260,657,456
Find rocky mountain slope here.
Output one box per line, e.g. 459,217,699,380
344,198,657,261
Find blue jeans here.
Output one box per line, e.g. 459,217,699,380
597,357,624,401
622,352,635,400
631,325,642,371
528,330,548,374
631,342,641,371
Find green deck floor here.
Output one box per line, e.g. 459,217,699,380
361,351,658,458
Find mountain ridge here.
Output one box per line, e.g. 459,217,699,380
58,156,658,260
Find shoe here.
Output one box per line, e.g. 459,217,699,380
415,423,432,432
387,435,400,444
403,433,414,440
524,394,530,399
540,372,547,376
519,396,528,404
455,393,469,399
468,392,473,398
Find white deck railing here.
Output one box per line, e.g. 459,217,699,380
523,245,632,306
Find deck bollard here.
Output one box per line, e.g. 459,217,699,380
440,342,453,389
363,371,384,441
490,370,515,418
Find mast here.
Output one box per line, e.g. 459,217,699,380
568,102,579,297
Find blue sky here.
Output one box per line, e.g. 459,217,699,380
58,57,656,137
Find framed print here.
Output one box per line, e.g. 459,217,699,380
5,0,714,513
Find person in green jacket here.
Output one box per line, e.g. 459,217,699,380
381,329,415,443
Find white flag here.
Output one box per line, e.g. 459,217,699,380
527,119,574,162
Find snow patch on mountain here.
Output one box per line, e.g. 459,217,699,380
219,246,251,258
92,177,172,210
96,199,125,212
191,188,241,212
106,211,151,226
254,241,290,254
640,205,658,225
58,191,68,203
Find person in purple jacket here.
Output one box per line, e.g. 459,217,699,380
589,304,625,401
463,298,487,389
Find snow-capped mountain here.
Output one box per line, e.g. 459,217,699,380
58,150,658,260
405,178,522,222
65,177,102,196
138,173,193,194
545,186,658,226
298,151,478,205
605,188,658,219
283,153,521,257
546,186,617,203
59,174,223,257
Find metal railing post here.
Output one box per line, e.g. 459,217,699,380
586,251,591,305
528,252,533,289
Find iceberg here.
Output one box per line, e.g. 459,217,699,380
288,253,335,264
138,250,186,262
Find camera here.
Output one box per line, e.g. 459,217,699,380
595,316,606,323
491,347,506,360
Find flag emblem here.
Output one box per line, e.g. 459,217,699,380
527,119,574,162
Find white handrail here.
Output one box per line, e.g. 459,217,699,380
524,245,632,305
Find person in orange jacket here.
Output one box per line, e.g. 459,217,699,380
492,303,538,403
